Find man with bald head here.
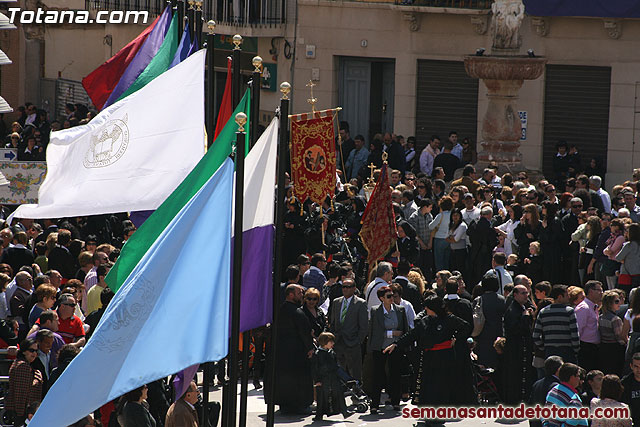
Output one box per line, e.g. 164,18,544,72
502,284,536,404
273,284,314,414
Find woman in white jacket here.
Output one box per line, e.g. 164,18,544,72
495,203,522,256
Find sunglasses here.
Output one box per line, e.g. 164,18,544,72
61,302,75,307
24,348,38,353
384,294,393,299
545,188,555,193
615,299,621,304
342,285,355,289
306,297,318,301
572,205,583,209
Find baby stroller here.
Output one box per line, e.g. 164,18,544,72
472,360,500,405
337,367,370,413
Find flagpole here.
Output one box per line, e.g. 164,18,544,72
187,0,195,39
228,112,247,427
194,0,203,48
232,35,243,109
176,0,184,35
250,56,262,148
266,81,290,427
205,20,216,148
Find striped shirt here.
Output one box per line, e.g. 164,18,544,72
533,303,580,354
408,210,433,243
543,383,588,426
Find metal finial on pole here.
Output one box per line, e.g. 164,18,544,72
250,56,262,147
236,111,248,132
233,34,243,50
280,81,291,100
205,20,216,148
232,35,243,109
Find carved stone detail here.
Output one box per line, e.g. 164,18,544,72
470,15,489,35
603,19,621,40
402,12,420,32
530,17,549,37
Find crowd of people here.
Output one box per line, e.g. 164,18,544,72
0,108,637,426
272,122,640,425
0,211,199,426
0,102,94,162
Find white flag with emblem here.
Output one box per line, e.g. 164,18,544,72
9,50,206,221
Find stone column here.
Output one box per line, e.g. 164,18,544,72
479,78,524,164
464,56,546,170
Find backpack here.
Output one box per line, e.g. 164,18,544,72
471,296,485,337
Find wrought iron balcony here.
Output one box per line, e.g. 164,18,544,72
86,0,285,28
394,0,491,7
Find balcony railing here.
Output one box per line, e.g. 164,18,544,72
394,0,492,8
213,0,285,27
86,0,167,16
86,0,285,27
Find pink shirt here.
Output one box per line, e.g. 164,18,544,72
575,297,600,344
605,234,625,261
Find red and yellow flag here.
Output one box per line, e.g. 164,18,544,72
359,162,397,266
290,109,338,205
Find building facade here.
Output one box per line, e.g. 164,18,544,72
3,0,640,187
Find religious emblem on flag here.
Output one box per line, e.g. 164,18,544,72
359,160,397,266
85,114,130,168
290,109,338,205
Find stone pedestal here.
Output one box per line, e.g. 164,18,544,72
464,55,547,170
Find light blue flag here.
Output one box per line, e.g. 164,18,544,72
30,159,234,427
168,21,192,69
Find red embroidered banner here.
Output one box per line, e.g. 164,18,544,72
290,109,337,205
359,162,397,266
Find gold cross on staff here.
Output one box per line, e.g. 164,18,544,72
368,163,376,180
306,80,318,112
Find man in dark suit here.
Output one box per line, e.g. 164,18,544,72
330,278,368,382
165,380,199,427
528,356,563,427
0,231,33,274
467,207,498,285
394,260,422,312
10,271,33,333
561,198,582,285
47,229,76,280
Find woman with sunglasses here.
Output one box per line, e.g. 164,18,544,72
599,290,627,377
303,288,327,340
7,338,43,426
367,286,408,414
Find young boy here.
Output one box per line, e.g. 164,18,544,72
312,332,352,421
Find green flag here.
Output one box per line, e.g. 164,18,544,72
116,12,179,102
106,91,251,292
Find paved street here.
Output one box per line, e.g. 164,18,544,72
207,382,529,426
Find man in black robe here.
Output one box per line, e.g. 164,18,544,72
444,278,476,404
271,284,314,414
502,284,536,405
